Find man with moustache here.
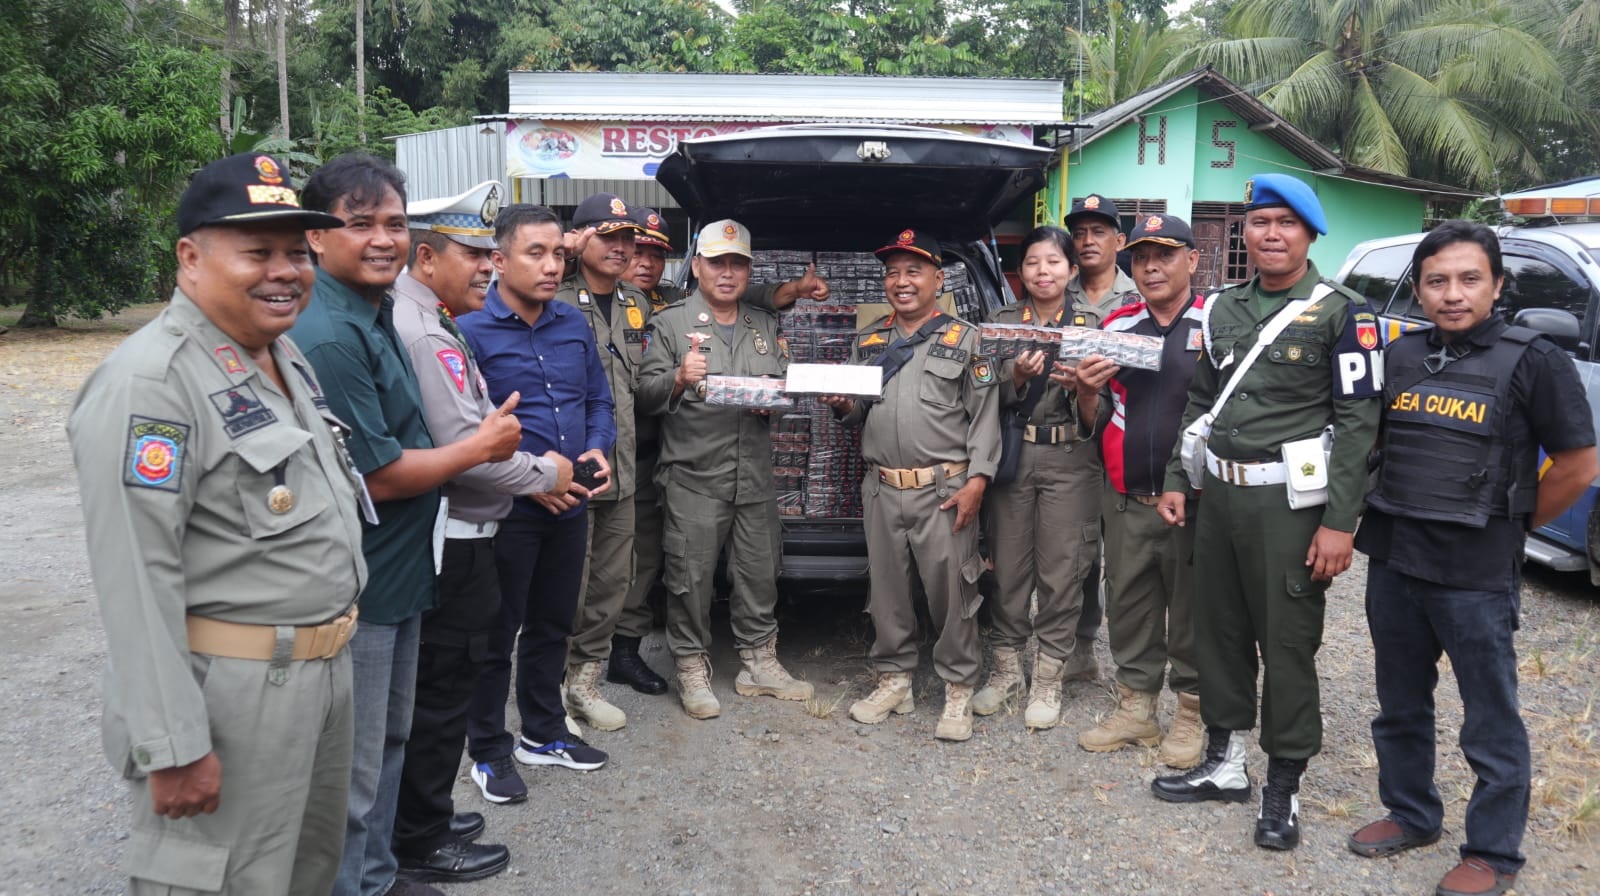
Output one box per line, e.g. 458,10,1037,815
390,182,574,884
69,153,364,895
828,229,1001,743
460,204,616,797
291,154,524,896
1074,214,1207,769
637,219,814,720
1152,174,1383,853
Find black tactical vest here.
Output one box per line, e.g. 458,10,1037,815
1368,323,1541,527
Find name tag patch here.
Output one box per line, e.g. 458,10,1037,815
208,383,277,439
1388,384,1493,435
927,343,969,364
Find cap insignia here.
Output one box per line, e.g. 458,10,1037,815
254,155,283,185
1145,215,1164,230
898,229,914,245
723,223,738,239
480,184,501,227
1243,179,1254,204
609,197,627,217
1084,196,1100,209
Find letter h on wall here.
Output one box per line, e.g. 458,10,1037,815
1138,115,1168,165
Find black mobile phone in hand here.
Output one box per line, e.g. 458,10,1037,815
572,457,604,491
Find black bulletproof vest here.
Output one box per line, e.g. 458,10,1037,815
1368,324,1541,527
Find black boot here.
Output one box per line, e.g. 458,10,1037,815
1151,726,1252,803
607,635,668,695
1255,756,1308,850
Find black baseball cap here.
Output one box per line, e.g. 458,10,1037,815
874,228,942,265
1065,194,1121,230
1125,213,1196,250
572,193,644,235
177,153,343,237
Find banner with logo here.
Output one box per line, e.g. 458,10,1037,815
504,120,1035,180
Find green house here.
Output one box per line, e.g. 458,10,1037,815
1041,67,1477,289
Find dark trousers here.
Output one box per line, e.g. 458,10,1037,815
1365,559,1529,875
467,513,588,761
394,536,501,856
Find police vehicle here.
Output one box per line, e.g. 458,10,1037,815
655,124,1051,586
1336,217,1600,583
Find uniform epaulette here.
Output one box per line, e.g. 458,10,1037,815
123,322,189,380
1321,277,1369,307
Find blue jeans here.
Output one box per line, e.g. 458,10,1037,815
1365,560,1528,875
333,614,421,896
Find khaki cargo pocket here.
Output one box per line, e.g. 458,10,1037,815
126,828,229,891
959,552,985,619
661,531,690,596
1280,568,1328,647
233,427,329,539
919,356,965,409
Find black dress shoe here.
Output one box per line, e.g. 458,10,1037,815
397,839,510,884
449,811,484,843
608,635,669,695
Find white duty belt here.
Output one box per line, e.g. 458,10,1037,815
444,518,500,539
1204,448,1287,486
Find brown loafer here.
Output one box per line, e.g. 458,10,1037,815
1436,857,1516,896
1348,817,1442,858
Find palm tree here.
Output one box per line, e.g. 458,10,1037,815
1168,0,1590,189
1066,17,1200,111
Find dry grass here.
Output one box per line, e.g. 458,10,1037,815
804,688,850,720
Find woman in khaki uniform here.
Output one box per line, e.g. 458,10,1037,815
974,226,1105,730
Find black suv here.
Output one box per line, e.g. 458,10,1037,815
655,124,1051,585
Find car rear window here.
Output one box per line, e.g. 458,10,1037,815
1500,253,1593,322
1342,244,1412,309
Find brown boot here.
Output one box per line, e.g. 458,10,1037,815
675,654,720,720
563,661,626,731
935,682,974,742
1159,692,1203,768
848,672,914,724
1077,683,1161,751
1024,653,1065,730
734,635,814,702
971,646,1024,716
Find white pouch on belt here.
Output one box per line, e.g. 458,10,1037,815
1282,426,1333,509
1180,412,1214,487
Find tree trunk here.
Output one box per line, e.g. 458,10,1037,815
17,236,59,328
356,0,366,144
276,0,289,139
220,0,240,142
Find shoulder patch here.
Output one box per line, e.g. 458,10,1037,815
970,355,995,385
208,384,277,439
437,348,468,393
626,305,645,330
124,416,188,491
1352,310,1379,350
861,332,888,347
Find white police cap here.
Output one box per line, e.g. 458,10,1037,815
408,180,503,249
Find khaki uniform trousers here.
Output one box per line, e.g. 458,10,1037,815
127,651,353,895
1193,471,1330,759
1101,484,1198,695
863,468,985,686
569,495,637,664
985,437,1102,660
616,446,662,641
659,480,781,658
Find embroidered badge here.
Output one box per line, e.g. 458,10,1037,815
610,197,628,217
971,357,995,384
626,306,644,329
1145,215,1164,230
208,384,277,439
254,155,283,185
437,348,468,393
1355,312,1379,350
897,229,915,245
1187,328,1205,352
776,336,790,359
214,345,247,375
124,416,189,491
1073,314,1088,326
722,223,738,239
1084,195,1101,209
1287,346,1303,362
861,332,888,347
941,323,964,346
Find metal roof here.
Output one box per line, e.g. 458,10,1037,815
506,71,1066,125
1500,176,1600,201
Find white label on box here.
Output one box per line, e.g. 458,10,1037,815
783,363,883,398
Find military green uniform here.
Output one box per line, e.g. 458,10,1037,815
843,313,1001,686
621,282,682,636
984,301,1105,662
1163,263,1383,758
636,291,788,658
1067,268,1141,319
557,275,651,664
68,289,367,895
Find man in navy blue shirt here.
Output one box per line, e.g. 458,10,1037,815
460,204,617,802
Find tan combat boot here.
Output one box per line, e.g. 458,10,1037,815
971,646,1025,716
1077,682,1162,751
563,661,626,731
849,672,914,724
675,654,721,720
935,682,975,741
1159,691,1204,769
1061,638,1099,682
734,636,814,702
1024,652,1066,730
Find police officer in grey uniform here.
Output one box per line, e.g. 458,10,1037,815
828,228,1001,743
391,181,571,883
557,193,654,730
69,153,365,895
636,219,815,720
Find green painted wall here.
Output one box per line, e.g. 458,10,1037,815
1041,84,1427,272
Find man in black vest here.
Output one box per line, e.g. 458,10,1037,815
1347,220,1596,896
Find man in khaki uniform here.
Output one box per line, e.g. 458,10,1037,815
557,193,656,729
827,228,1001,742
636,219,814,720
69,153,366,895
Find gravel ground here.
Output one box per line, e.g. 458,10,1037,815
2,305,1597,895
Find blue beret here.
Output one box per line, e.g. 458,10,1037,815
1244,173,1327,235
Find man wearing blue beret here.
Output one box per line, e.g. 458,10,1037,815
1150,173,1384,852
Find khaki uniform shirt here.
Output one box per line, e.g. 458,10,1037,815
1163,263,1384,532
637,291,787,503
68,289,367,777
555,274,650,501
844,313,1002,479
391,273,557,522
1067,268,1140,320
991,300,1105,427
